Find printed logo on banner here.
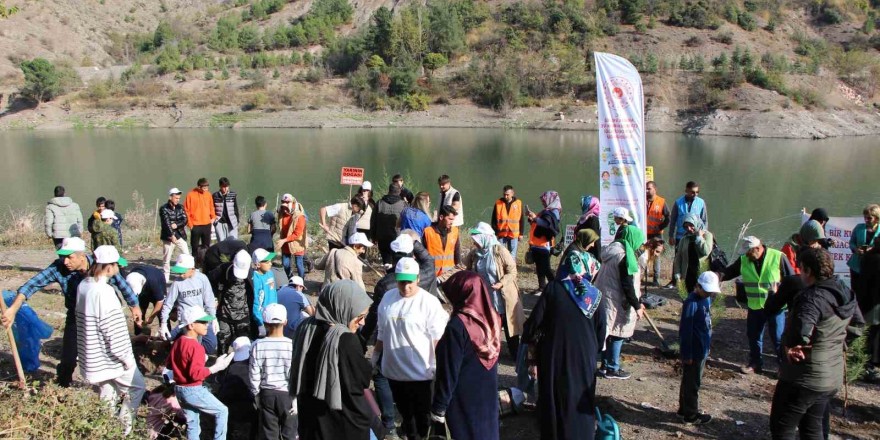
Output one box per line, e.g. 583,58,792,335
603,77,635,112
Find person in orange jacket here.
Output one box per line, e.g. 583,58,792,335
275,193,307,278
184,178,216,267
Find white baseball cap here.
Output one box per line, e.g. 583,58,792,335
125,272,147,295
348,232,373,248
171,254,195,274
232,250,251,280
390,234,414,254
93,245,128,267
468,221,494,236
56,237,87,256
178,305,214,328
739,236,762,255
262,303,287,324
697,271,721,294
100,209,118,220
252,248,276,263
289,275,305,287
281,193,293,202
612,207,634,222
395,257,419,282
168,187,182,195
361,181,372,191
232,336,252,362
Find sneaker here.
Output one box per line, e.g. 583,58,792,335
663,281,677,289
596,368,607,378
604,369,632,380
647,280,660,287
683,413,712,425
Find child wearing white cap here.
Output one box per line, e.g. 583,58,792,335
75,245,144,435
277,276,315,338
209,250,254,353
93,209,121,247
160,254,218,351
677,271,719,425
249,303,296,439
216,336,258,433
251,248,278,338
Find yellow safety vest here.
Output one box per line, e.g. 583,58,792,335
741,248,783,310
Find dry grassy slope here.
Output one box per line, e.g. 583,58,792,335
0,0,222,83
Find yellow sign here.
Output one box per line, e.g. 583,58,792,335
645,166,654,182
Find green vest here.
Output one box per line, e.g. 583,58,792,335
741,248,783,310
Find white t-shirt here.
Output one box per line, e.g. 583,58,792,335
377,287,448,382
324,202,347,218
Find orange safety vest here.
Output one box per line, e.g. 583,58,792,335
424,226,460,275
646,196,667,236
494,199,523,239
528,221,554,248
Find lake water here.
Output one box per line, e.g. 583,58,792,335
1,128,878,252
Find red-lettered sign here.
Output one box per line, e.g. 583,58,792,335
340,167,365,185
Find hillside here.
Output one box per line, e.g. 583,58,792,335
2,0,880,137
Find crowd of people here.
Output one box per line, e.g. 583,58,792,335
0,175,876,440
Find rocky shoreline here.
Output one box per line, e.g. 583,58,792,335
3,101,880,139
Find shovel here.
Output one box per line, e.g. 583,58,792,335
643,310,679,358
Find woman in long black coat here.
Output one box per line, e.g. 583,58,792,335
523,274,607,440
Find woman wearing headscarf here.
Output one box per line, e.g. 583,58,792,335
291,280,377,440
557,229,601,284
521,252,606,440
430,271,501,440
527,191,562,292
277,194,308,279
462,222,525,357
594,209,646,380
574,196,602,261
672,213,714,293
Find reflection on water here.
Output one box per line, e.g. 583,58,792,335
1,129,878,251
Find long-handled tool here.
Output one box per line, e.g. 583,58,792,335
0,298,27,389
321,228,386,278
643,310,679,358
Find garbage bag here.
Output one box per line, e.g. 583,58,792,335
3,290,54,372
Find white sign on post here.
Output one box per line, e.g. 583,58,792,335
802,214,861,286
564,224,576,247
595,52,647,245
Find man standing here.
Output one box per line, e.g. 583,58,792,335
0,237,142,386
646,181,671,287
45,185,83,249
374,258,448,440
185,178,217,267
669,181,707,247
160,188,190,281
393,174,415,205
213,177,240,241
438,174,464,227
423,205,461,278
491,185,525,257
721,236,794,374
373,183,407,266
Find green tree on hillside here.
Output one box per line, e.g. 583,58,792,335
423,52,449,77
153,21,174,48
20,58,61,103
428,1,466,56
368,7,395,62
238,25,263,52
210,16,241,51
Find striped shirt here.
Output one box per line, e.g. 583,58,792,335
248,336,293,395
76,277,134,384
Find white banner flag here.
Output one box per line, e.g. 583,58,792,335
595,52,646,244
801,214,861,286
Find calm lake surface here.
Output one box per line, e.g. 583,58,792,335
1,128,877,251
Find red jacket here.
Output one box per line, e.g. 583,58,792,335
168,336,211,387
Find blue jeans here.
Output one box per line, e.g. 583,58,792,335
499,237,519,257
282,254,304,279
515,342,536,396
176,385,228,440
373,365,397,430
746,308,785,369
602,336,626,372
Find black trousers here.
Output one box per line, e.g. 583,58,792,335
191,225,212,266
53,238,65,249
57,308,78,387
532,248,554,288
258,389,296,440
217,319,251,354
678,358,706,417
388,379,432,440
769,380,835,440
869,324,880,366
378,239,394,265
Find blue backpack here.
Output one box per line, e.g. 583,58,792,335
596,407,621,440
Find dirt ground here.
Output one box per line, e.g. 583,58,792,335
1,245,879,440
